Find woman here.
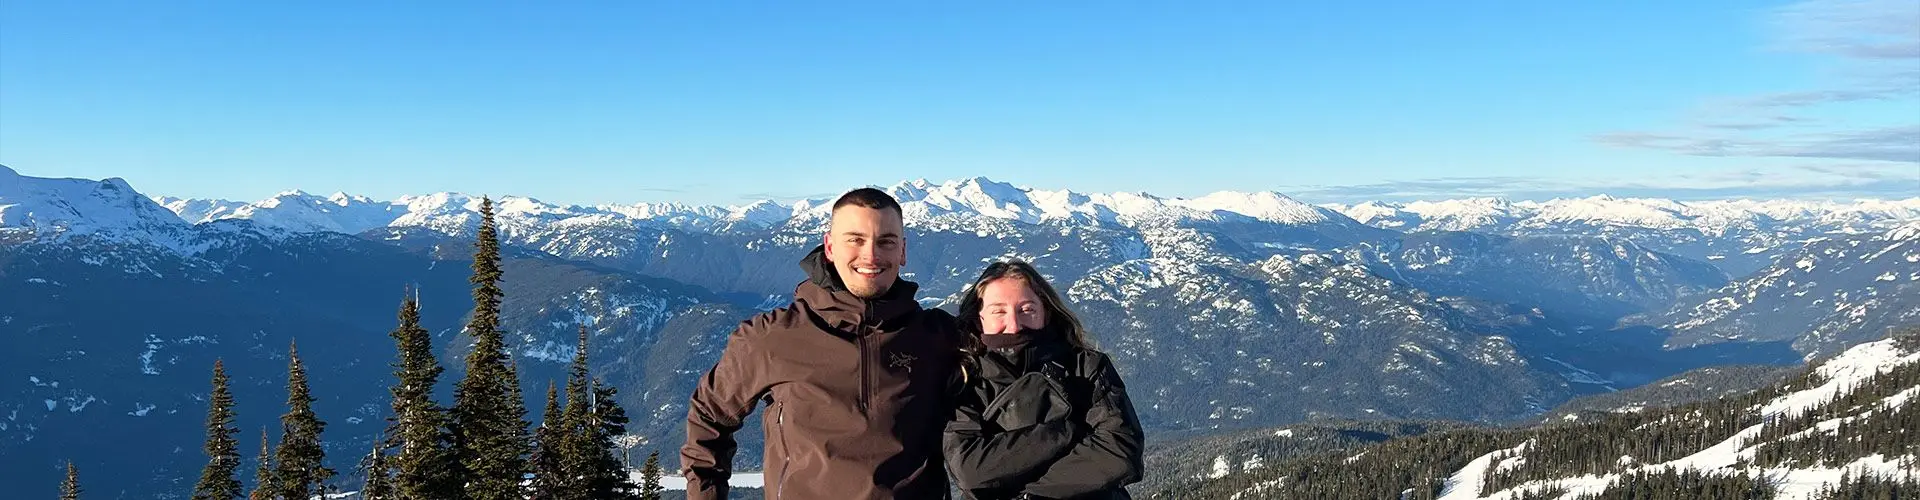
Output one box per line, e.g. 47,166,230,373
943,260,1145,500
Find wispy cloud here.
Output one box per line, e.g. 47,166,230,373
1731,83,1916,109
735,190,840,203
1771,0,1920,61
1286,164,1919,203
1600,0,1919,166
1699,115,1816,131
1596,125,1920,163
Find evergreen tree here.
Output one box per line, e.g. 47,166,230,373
563,326,591,424
529,382,566,500
273,341,335,499
361,439,393,500
585,380,635,499
249,428,273,500
550,323,636,499
557,325,594,500
638,451,664,500
385,290,461,500
62,461,80,500
451,196,531,500
193,360,245,500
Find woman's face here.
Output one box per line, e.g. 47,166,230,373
978,277,1047,335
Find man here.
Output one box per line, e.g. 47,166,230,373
681,187,961,499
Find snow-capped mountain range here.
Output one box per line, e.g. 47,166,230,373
1327,196,1920,276
12,163,1915,277
146,177,1920,248
5,163,1918,498
145,175,1354,238
1329,196,1920,236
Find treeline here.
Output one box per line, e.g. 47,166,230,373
1749,352,1920,469
1814,470,1920,499
1140,327,1920,500
1511,468,1776,500
58,197,672,499
1482,389,1775,491
1485,326,1920,493
1543,364,1797,421
1137,419,1478,492
1144,427,1519,499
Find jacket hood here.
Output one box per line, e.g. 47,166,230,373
796,244,924,333
800,244,849,293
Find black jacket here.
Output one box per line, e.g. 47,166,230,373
943,334,1145,500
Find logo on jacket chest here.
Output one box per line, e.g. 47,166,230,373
887,351,917,374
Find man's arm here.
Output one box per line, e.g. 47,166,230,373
1020,355,1146,498
679,321,771,500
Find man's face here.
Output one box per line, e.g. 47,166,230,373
825,205,906,299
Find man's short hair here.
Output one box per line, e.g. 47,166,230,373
832,187,904,216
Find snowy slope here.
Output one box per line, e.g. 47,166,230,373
1405,198,1524,232
0,165,193,246
1436,338,1920,500
162,190,405,234
1650,223,1920,356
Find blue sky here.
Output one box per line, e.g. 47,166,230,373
1,0,1914,205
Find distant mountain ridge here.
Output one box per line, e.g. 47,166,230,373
6,164,1916,498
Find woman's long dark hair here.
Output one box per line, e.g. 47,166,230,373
956,260,1093,356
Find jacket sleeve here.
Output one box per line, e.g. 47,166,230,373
942,375,1078,490
679,319,773,500
1022,353,1147,498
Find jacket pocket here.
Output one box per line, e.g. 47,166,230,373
980,372,1072,431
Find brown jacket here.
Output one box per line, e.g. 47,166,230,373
680,245,961,500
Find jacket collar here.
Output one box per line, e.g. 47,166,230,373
982,328,1074,375
794,244,923,334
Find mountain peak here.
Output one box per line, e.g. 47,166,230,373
953,175,1006,188
1184,190,1330,224
1526,196,1692,229
944,176,1026,198
725,199,794,226
886,179,935,203
0,167,191,243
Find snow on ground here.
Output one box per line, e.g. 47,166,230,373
1434,338,1920,499
1438,440,1532,500
319,471,771,499
641,471,766,491
1762,339,1920,419
1770,454,1918,500
1230,477,1289,500
1209,455,1231,479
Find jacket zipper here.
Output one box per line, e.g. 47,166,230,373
859,335,870,414
775,401,791,499
857,301,874,415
